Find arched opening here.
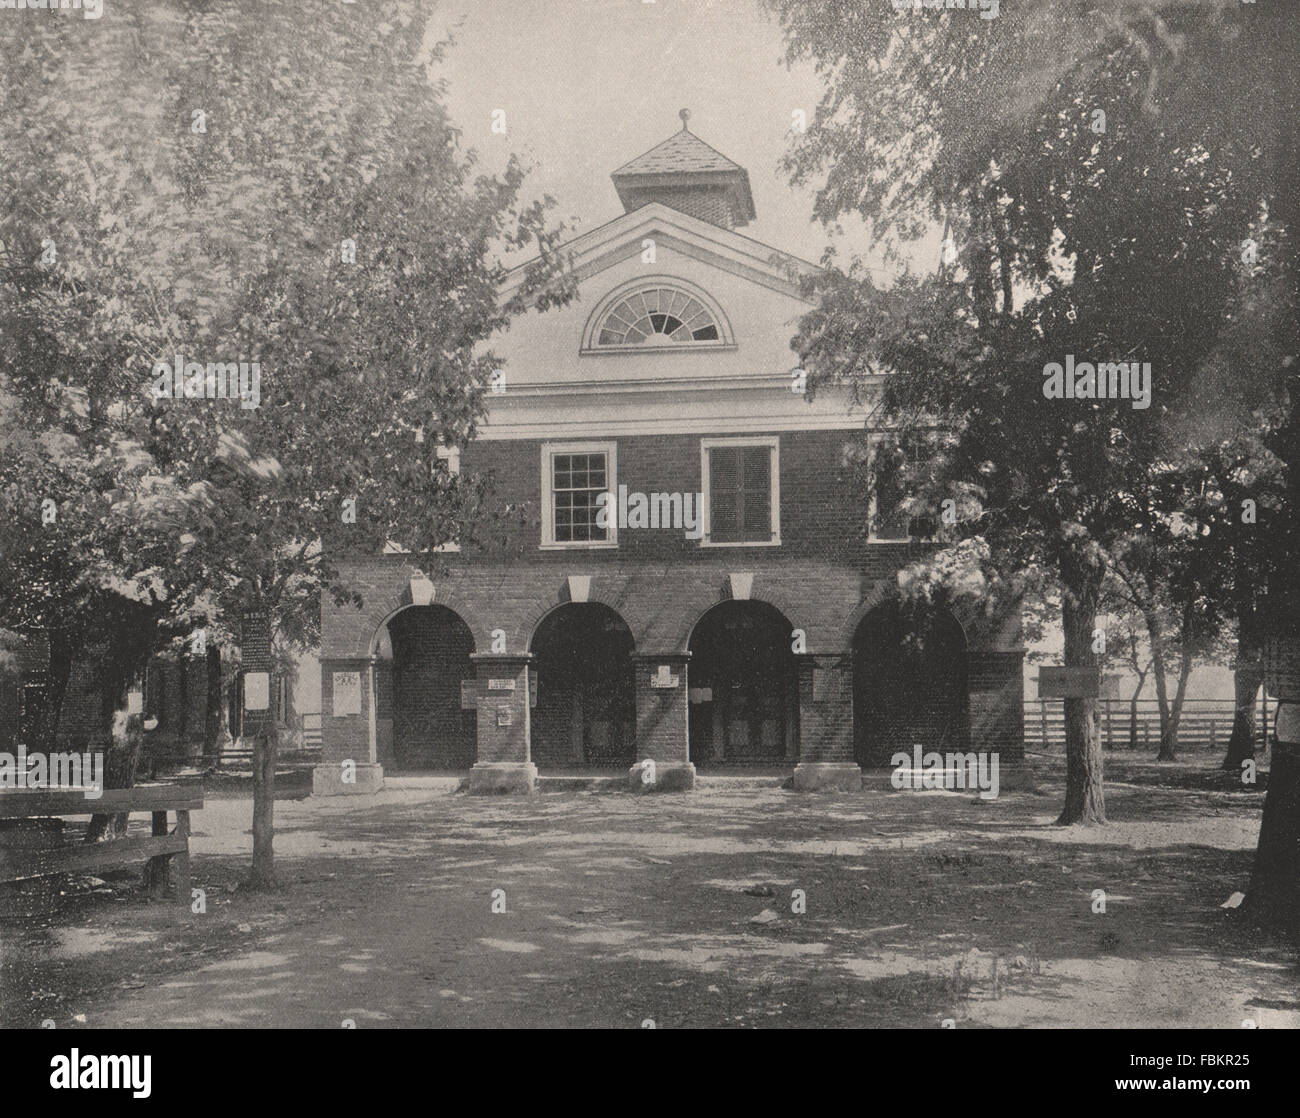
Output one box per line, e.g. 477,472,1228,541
852,602,969,767
530,603,636,768
688,600,798,766
382,605,476,770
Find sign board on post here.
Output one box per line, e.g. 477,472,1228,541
650,664,679,689
332,671,362,717
240,610,273,671
241,609,274,734
243,671,270,711
1037,667,1119,699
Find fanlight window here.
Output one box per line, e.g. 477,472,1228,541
596,287,721,346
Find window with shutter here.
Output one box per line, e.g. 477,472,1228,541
701,438,778,545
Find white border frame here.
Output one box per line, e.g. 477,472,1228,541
699,435,780,548
540,440,619,550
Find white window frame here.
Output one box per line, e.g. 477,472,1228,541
540,440,619,550
699,435,780,548
866,431,937,543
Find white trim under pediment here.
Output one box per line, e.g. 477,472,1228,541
500,202,820,307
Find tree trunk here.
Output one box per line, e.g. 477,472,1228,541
30,628,74,753
1127,668,1148,751
1223,646,1262,772
1244,705,1299,943
85,712,142,843
1243,2,1300,943
204,646,232,764
1145,608,1174,759
1057,567,1106,825
246,725,277,889
1159,649,1192,762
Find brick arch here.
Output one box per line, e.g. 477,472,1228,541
526,598,638,653
840,587,976,652
683,592,800,654
517,579,629,650
362,591,488,659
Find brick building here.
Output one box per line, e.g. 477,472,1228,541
316,115,1024,795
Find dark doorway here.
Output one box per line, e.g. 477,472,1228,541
530,603,635,768
388,605,476,769
853,602,969,766
688,600,798,765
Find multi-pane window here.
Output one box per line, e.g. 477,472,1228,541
543,442,616,547
596,286,721,346
701,438,779,545
871,432,937,540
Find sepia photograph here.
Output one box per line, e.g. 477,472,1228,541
0,0,1297,1074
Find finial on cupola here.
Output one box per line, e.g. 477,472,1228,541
679,107,691,130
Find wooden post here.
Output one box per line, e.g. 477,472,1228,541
1040,700,1048,750
1210,719,1217,752
146,810,168,900
1105,699,1113,750
174,809,191,908
1261,689,1269,754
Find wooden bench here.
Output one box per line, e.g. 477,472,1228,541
0,785,202,906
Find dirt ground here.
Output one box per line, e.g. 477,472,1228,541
2,753,1297,1029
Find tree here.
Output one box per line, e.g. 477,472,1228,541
0,2,573,887
1096,598,1152,752
765,0,1294,826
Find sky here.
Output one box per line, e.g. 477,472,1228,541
429,0,877,268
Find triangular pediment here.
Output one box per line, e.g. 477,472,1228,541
500,203,820,308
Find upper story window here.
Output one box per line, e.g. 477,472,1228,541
541,441,618,549
870,431,938,541
700,436,780,547
598,287,719,345
582,277,734,353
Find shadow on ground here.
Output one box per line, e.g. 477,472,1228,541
1,753,1296,1028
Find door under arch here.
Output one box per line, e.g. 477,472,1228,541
688,600,798,765
853,603,969,766
387,605,476,770
530,603,636,768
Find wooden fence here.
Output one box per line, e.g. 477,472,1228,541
1024,695,1278,752
208,711,323,766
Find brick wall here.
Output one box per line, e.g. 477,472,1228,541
968,650,1026,763
459,429,873,565
796,656,855,765
320,658,371,765
319,424,1026,768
